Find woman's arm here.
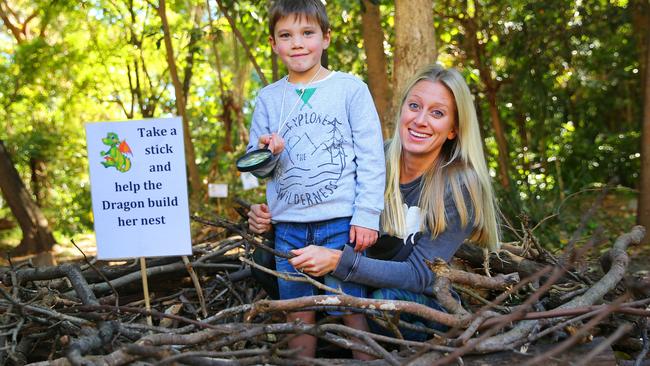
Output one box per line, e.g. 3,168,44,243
295,193,473,293
331,218,470,293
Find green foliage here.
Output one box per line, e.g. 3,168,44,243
0,0,643,249
0,3,95,238
433,0,642,247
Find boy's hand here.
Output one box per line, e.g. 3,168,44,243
349,225,378,252
259,133,285,155
247,203,272,234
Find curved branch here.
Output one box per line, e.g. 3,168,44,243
248,294,468,328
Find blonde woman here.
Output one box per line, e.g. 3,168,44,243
248,65,500,340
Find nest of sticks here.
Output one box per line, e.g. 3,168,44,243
0,203,649,366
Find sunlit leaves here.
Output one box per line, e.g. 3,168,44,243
0,0,643,243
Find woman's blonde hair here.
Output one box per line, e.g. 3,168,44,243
380,65,500,251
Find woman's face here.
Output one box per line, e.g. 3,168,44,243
399,80,457,163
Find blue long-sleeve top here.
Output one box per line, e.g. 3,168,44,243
247,71,385,230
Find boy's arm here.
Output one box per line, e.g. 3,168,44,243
247,95,280,178
348,82,386,231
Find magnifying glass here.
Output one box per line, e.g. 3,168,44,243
236,145,273,172
236,67,323,174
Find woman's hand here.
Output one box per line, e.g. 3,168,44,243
247,203,272,234
350,225,378,252
289,245,342,277
258,133,285,155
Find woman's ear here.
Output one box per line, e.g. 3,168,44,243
447,128,457,140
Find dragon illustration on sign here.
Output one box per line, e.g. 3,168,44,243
100,132,133,172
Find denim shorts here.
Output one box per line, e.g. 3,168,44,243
274,217,366,303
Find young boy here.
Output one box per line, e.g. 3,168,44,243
247,0,385,358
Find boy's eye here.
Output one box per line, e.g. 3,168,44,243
431,110,444,118
278,33,290,38
304,30,315,36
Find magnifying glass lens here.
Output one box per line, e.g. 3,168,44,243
236,148,273,172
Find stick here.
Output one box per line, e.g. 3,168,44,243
247,294,466,327
521,300,624,366
182,256,207,318
427,257,520,290
140,257,153,326
239,256,343,295
190,214,291,259
636,318,649,366
71,239,119,309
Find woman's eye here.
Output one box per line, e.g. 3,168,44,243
432,110,444,118
408,102,419,110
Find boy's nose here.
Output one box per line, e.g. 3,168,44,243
291,35,304,48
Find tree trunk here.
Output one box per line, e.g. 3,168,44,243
222,93,234,153
463,9,511,190
360,0,392,137
29,157,46,205
156,0,203,204
639,25,650,245
631,0,649,96
486,89,511,190
0,141,56,260
391,0,436,133
232,33,251,148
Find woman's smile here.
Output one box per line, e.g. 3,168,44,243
407,129,432,140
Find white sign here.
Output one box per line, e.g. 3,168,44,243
240,172,259,190
208,183,228,198
85,117,192,259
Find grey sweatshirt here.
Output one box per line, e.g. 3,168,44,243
331,176,474,295
247,72,385,230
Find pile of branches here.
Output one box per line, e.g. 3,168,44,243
0,209,649,365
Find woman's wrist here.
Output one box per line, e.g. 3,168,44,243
327,248,343,272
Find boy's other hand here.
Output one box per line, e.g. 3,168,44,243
259,133,285,155
248,203,272,234
349,225,378,252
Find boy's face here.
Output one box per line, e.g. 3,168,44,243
270,15,330,82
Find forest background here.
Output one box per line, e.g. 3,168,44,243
0,0,649,264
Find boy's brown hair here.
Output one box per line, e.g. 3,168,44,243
268,0,330,37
